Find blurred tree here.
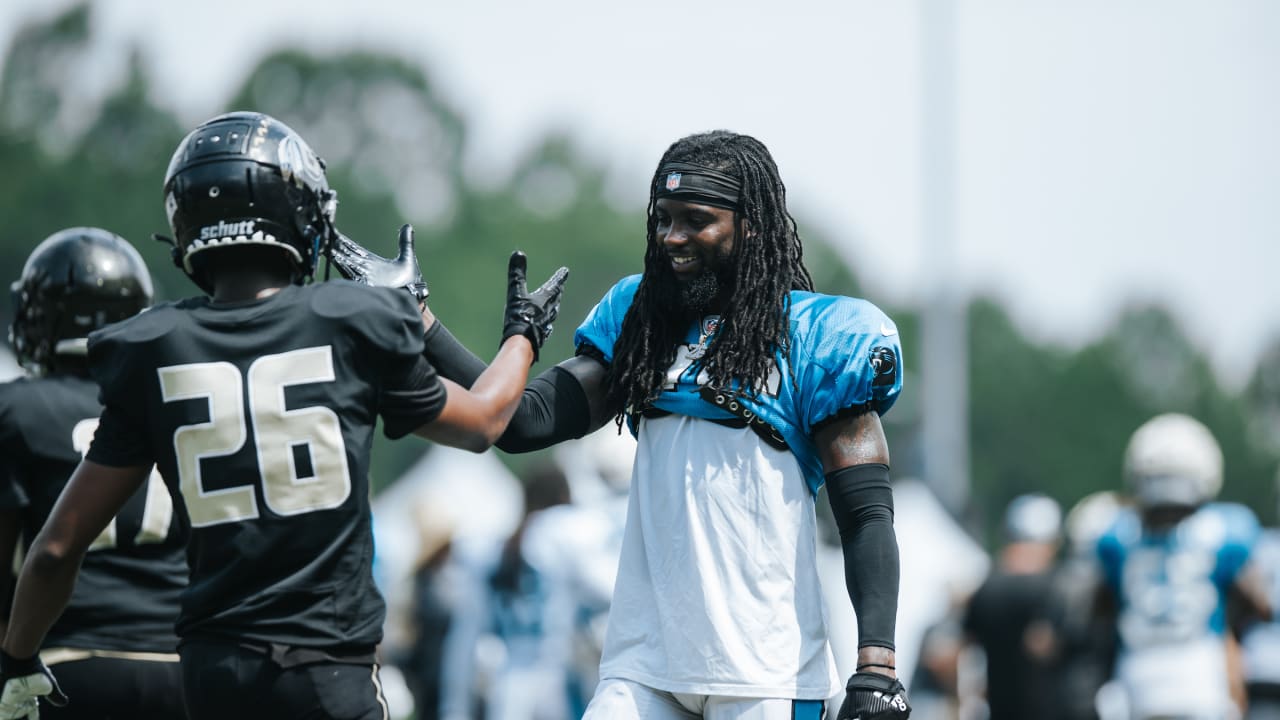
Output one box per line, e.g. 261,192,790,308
968,300,1279,543
1245,337,1280,523
0,3,187,324
0,2,93,153
1246,339,1280,453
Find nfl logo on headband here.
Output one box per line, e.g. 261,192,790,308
666,172,682,190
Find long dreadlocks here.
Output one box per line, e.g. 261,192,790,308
604,130,815,425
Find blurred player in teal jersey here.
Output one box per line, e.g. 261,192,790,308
1096,414,1271,720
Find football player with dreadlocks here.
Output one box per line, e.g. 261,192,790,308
0,111,567,720
336,130,910,720
0,228,187,719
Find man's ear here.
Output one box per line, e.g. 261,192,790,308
739,216,755,240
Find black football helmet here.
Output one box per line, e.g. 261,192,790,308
9,227,154,375
162,111,338,293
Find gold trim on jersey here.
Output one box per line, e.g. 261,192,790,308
40,647,180,666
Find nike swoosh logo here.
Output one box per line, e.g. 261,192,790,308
880,323,898,337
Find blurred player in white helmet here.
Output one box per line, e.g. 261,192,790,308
1095,414,1271,720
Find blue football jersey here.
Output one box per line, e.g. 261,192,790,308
1097,502,1259,648
573,275,904,494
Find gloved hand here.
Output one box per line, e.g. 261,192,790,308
328,224,429,305
502,251,568,363
0,651,67,720
836,671,910,720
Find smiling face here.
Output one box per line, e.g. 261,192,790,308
654,197,738,313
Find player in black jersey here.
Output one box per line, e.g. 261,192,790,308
0,227,187,720
0,112,567,720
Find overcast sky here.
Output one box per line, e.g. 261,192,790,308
3,0,1276,386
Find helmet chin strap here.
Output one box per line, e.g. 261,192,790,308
317,230,331,282
153,234,183,271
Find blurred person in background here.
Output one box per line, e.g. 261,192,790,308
400,501,459,720
547,426,636,712
1094,414,1271,720
1240,468,1280,720
438,429,633,720
340,129,911,719
1026,491,1125,720
0,112,566,720
438,463,577,720
0,228,188,719
961,493,1063,720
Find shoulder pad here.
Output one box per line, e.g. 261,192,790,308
0,379,25,420
1189,502,1260,547
87,301,183,348
790,292,898,340
614,274,642,296
790,292,904,419
308,281,423,357
308,280,419,321
573,275,642,363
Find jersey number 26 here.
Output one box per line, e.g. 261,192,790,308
158,346,352,528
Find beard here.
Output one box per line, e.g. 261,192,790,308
677,267,721,315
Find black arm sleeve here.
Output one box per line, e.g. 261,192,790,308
420,320,593,452
493,366,592,453
826,463,899,650
421,320,489,387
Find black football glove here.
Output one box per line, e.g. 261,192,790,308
328,224,430,305
502,251,569,363
0,650,67,719
836,671,910,720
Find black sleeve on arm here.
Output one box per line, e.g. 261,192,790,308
422,320,489,387
493,366,592,453
421,320,596,452
381,355,449,439
826,462,899,650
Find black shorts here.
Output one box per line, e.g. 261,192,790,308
42,653,184,720
178,640,387,720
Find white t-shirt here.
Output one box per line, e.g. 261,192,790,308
597,414,841,699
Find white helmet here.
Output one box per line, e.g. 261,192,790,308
1003,493,1062,544
1064,491,1124,556
1123,413,1223,509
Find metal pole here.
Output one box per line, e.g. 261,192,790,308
919,0,970,516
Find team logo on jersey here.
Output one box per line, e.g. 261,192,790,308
870,346,898,387
666,172,682,190
687,316,720,360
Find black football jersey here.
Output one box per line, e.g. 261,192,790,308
85,281,445,649
0,374,187,653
